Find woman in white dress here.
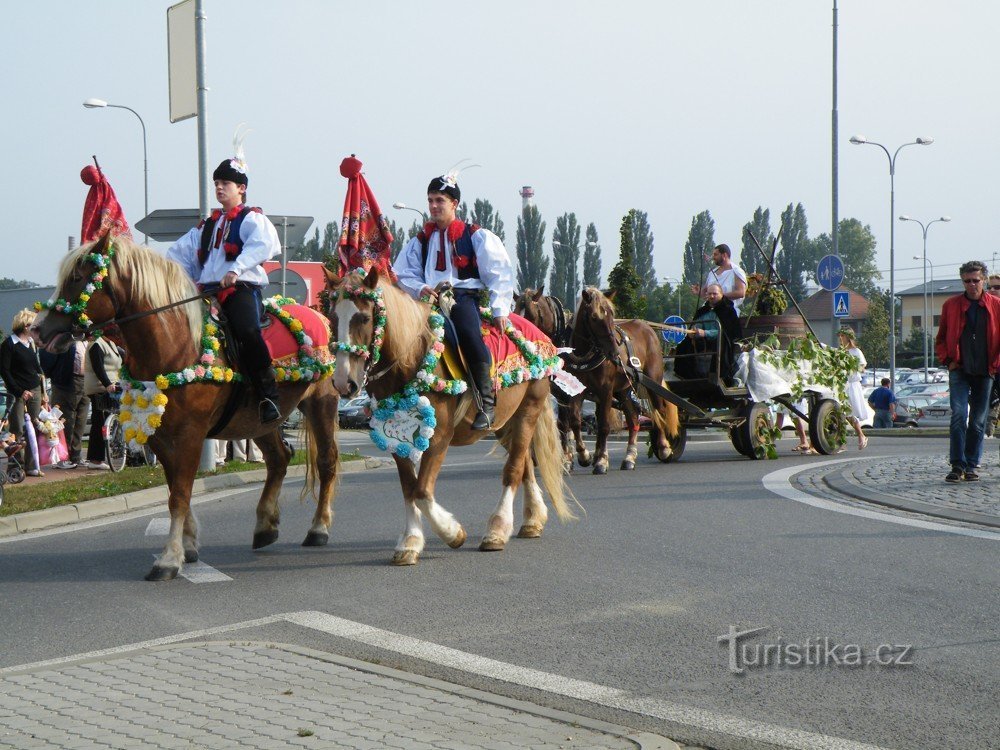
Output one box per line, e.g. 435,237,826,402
839,329,869,450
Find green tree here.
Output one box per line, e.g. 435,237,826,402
629,210,657,296
0,278,39,290
582,223,602,288
319,221,338,262
470,198,505,243
775,203,813,302
549,213,582,306
408,219,422,240
607,210,645,318
682,210,715,286
859,288,891,368
515,205,548,290
387,218,406,263
290,226,320,262
811,218,882,299
741,206,774,276
456,201,469,222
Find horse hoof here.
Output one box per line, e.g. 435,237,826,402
593,463,608,475
145,565,179,582
184,549,199,563
516,525,543,539
448,526,467,549
391,550,419,566
301,530,329,547
620,459,635,471
479,537,506,551
563,461,573,473
578,455,593,467
252,529,279,549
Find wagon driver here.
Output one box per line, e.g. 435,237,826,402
393,169,515,431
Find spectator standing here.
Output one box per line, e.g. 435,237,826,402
934,260,1000,482
691,243,748,312
0,309,45,476
83,337,124,470
867,377,897,429
39,341,89,469
838,329,869,450
986,274,1000,436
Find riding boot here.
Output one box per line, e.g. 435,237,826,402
254,367,282,424
470,362,496,431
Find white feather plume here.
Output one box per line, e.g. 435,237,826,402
440,158,480,187
230,123,252,174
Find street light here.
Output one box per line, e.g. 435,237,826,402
850,134,933,386
901,215,950,382
392,202,426,220
83,98,149,243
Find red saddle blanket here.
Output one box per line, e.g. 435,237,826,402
261,303,332,364
442,313,558,386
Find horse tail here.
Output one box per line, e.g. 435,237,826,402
532,400,580,522
649,381,680,439
300,416,318,502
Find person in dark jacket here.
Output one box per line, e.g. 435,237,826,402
39,342,89,469
679,284,743,386
0,309,45,475
934,260,1000,482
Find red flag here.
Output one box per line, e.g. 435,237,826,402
80,164,132,244
337,155,396,280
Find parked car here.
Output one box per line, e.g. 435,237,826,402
896,383,948,401
338,395,371,429
916,396,955,428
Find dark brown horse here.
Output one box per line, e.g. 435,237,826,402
31,235,341,581
513,287,591,469
567,287,680,473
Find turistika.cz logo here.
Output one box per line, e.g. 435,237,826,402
717,626,915,675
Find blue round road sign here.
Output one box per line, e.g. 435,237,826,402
662,315,687,344
816,254,845,292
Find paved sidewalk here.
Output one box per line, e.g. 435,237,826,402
0,642,679,750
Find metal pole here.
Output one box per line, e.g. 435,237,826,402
831,0,839,348
922,231,929,382
889,163,896,388
281,218,289,298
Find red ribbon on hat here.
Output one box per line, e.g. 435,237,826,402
80,164,132,244
337,155,396,280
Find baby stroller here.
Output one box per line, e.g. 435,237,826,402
1,439,27,485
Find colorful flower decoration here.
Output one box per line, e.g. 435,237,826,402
35,245,115,336
326,273,388,367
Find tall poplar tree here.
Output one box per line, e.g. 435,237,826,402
583,223,602,288
775,203,812,301
741,206,774,276
549,212,582,305
515,204,548,290
607,210,645,318
682,210,715,286
470,198,506,243
387,218,406,263
629,210,657,295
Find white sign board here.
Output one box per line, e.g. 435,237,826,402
167,0,197,123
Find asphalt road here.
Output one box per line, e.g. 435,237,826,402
1,434,996,750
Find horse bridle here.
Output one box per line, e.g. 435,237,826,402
325,279,396,388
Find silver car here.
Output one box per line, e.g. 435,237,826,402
915,396,955,428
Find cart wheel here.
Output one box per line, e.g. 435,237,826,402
737,401,773,460
8,465,25,484
730,422,750,457
809,398,846,455
664,423,687,462
105,415,127,472
0,468,6,486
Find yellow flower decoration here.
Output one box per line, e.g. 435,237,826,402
148,414,162,429
224,369,234,382
125,428,137,442
136,396,149,409
205,323,218,335
289,320,303,333
135,432,148,445
121,392,134,406
155,375,169,390
80,293,90,303
152,393,168,407
211,366,223,381
275,367,286,381
120,410,133,423
211,339,220,351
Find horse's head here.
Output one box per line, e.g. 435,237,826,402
322,265,383,398
574,287,619,358
32,233,118,353
513,286,549,330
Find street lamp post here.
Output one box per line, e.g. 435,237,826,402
392,202,426,221
849,134,933,387
901,215,950,382
912,254,938,380
83,98,149,243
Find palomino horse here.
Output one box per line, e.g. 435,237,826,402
324,267,576,565
513,287,591,469
31,235,341,581
567,287,680,473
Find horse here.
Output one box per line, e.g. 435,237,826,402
323,267,576,565
566,287,680,474
31,234,341,581
512,287,592,470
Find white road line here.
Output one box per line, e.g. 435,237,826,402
164,557,232,584
762,459,1000,541
2,610,892,750
144,518,170,536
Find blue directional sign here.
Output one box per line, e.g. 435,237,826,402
833,290,850,318
817,254,845,292
662,315,687,344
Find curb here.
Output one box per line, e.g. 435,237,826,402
823,469,1000,529
0,457,387,538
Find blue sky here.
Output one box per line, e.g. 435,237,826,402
4,1,997,291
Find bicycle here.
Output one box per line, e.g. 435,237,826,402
103,390,158,472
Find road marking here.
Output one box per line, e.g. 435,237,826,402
763,459,1000,541
144,518,170,536
2,610,892,750
155,556,232,583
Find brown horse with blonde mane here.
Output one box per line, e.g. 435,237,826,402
324,267,576,566
31,234,341,581
568,287,680,473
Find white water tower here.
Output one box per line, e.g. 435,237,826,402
519,185,535,209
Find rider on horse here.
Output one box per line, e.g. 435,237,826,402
166,142,282,424
392,169,515,431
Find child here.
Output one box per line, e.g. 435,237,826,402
36,397,66,467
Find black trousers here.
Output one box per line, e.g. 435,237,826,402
450,290,491,369
221,286,271,385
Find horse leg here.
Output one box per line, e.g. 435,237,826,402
651,394,674,462
556,402,574,472
182,512,200,563
299,388,341,547
391,456,425,566
619,397,640,471
411,447,467,555
592,391,613,475
516,451,548,539
250,429,292,550
482,403,537,551
570,397,592,467
146,448,200,582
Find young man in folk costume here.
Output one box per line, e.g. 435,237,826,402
393,170,515,430
167,138,283,424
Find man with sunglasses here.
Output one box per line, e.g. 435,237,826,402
934,261,1000,482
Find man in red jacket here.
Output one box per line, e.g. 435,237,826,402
934,260,1000,482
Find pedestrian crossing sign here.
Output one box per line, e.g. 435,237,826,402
833,290,850,318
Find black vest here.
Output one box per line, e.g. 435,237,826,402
198,206,262,267
418,222,482,281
